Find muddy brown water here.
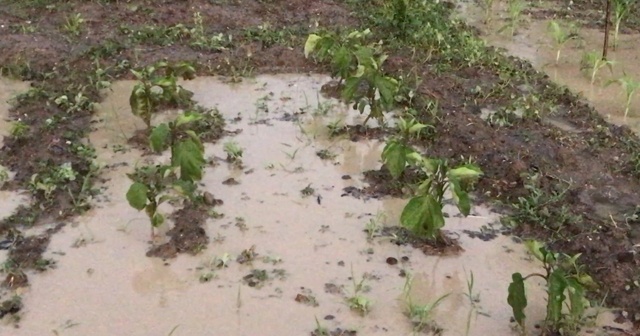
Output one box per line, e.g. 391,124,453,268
455,0,640,133
0,75,631,335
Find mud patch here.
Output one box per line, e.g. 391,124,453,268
147,202,210,259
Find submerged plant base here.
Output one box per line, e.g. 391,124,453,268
382,226,464,255
146,202,211,259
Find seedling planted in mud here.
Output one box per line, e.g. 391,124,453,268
612,0,635,50
129,61,196,130
9,120,29,139
498,0,528,37
126,112,205,238
606,73,640,118
580,51,615,85
508,240,595,334
304,29,399,125
346,268,372,315
547,20,580,64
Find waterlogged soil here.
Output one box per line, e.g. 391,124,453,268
6,74,629,335
0,0,640,334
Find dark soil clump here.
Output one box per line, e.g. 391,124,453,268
146,202,210,259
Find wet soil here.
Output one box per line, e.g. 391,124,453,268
147,202,210,259
0,0,639,332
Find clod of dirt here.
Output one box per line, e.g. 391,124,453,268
324,283,342,295
202,192,222,206
146,202,210,259
311,328,357,336
222,177,239,185
0,296,22,318
385,257,398,265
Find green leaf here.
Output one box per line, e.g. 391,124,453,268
176,112,203,127
304,34,322,58
566,278,586,319
333,46,352,79
374,75,398,109
129,84,153,124
172,139,205,181
524,240,546,262
400,195,445,239
547,269,568,324
448,164,483,181
507,272,527,329
126,182,148,210
149,123,170,152
151,212,165,228
450,179,471,216
342,77,362,102
382,140,411,179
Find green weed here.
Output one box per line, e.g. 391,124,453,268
498,0,528,37
612,0,635,50
223,141,244,164
346,268,372,315
402,273,449,333
62,13,84,37
9,121,30,139
0,165,9,188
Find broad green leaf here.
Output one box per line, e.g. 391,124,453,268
547,269,568,324
507,272,527,328
400,195,445,239
566,278,586,319
304,34,322,58
176,112,203,127
448,164,483,181
524,240,545,262
149,123,170,152
374,75,398,109
342,77,362,102
172,139,205,181
151,212,165,227
382,140,410,179
450,179,471,216
129,84,153,122
126,182,148,210
333,46,352,79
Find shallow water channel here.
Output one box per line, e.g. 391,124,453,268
455,0,640,133
1,75,632,335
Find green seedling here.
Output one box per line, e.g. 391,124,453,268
129,61,196,130
580,51,615,85
62,13,85,37
364,211,386,241
312,316,330,336
304,29,399,125
498,0,527,36
29,162,78,201
223,141,243,163
399,155,482,241
612,0,635,50
606,73,640,118
547,20,580,64
127,113,205,239
189,12,232,51
346,268,372,315
479,0,496,24
381,116,432,179
508,240,595,334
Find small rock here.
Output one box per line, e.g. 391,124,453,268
386,257,398,265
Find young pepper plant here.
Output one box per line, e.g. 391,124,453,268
400,155,482,241
126,112,206,239
129,61,196,130
304,29,399,125
381,116,432,179
508,241,595,334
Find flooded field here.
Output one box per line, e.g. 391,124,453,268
2,0,640,335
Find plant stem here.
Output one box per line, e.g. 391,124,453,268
603,0,611,60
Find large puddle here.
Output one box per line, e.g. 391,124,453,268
2,75,631,335
455,0,640,132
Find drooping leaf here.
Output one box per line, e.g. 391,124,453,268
149,123,171,153
176,112,203,127
448,164,483,181
374,75,398,109
126,182,149,210
524,240,546,262
172,139,205,181
547,269,568,324
304,34,322,58
129,84,153,125
400,194,444,239
342,76,363,102
507,272,527,329
566,278,587,319
381,140,411,179
450,178,471,216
